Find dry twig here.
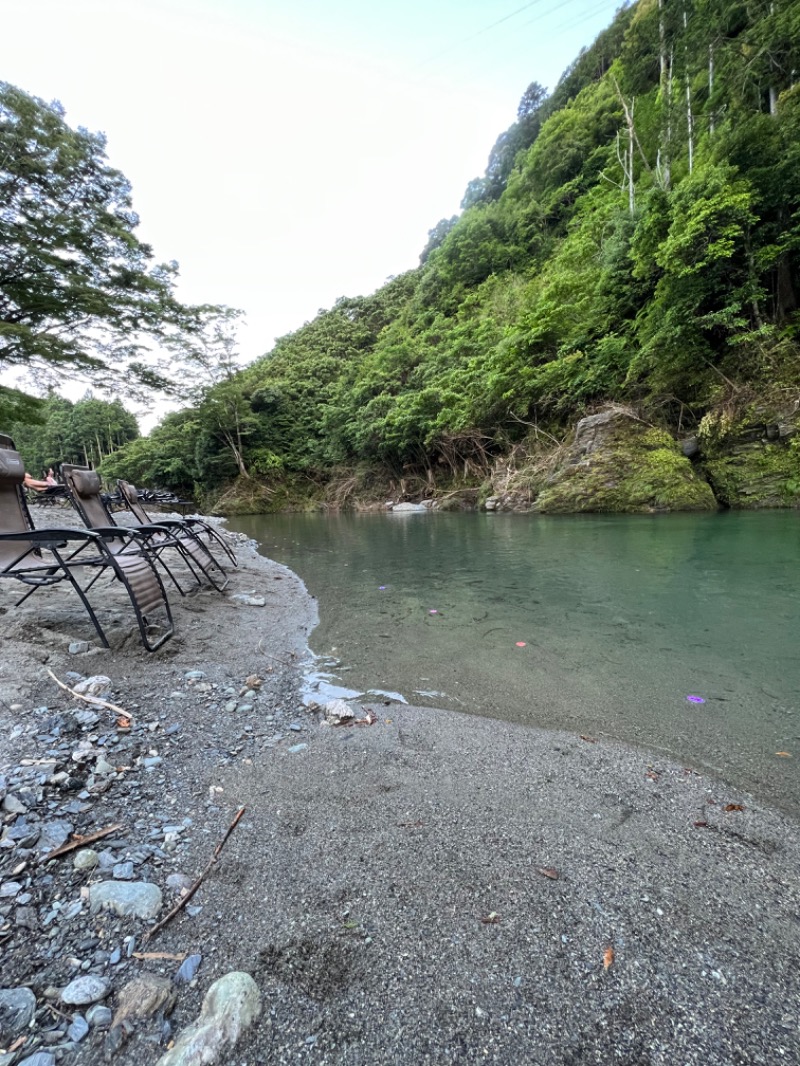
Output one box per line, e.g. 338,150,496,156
143,806,246,942
42,823,124,862
132,951,188,961
46,668,131,719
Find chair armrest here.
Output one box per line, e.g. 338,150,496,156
82,526,149,542
0,528,103,544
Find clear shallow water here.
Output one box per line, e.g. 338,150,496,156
229,510,800,815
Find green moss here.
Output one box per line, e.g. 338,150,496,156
535,418,717,514
703,438,800,508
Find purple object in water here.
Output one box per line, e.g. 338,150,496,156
379,586,386,590
686,695,705,704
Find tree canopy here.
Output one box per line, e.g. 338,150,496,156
0,82,223,422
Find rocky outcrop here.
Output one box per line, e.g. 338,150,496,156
487,408,717,514
697,406,800,508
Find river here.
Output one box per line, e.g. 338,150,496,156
228,510,800,816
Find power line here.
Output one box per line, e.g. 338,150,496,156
415,0,571,69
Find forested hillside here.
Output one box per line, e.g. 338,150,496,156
69,2,800,509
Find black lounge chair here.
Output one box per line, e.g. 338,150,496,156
0,442,174,652
62,464,228,594
116,479,237,568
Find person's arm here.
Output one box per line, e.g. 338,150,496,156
24,473,50,490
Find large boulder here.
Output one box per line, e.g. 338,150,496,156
532,409,717,514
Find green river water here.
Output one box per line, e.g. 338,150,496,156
228,510,800,816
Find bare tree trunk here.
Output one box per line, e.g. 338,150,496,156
221,430,249,478
657,1,673,192
708,42,715,136
683,6,694,173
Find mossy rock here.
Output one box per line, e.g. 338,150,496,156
534,412,717,514
696,401,800,508
702,438,800,508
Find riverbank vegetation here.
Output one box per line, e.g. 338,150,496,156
5,1,800,513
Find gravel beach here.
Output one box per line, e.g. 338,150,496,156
1,507,799,1065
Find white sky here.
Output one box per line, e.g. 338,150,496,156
2,0,625,422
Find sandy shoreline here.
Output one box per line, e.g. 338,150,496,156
1,509,800,1064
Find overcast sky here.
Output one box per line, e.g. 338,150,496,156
2,0,625,403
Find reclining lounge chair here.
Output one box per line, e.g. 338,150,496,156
116,479,237,569
0,442,174,651
62,464,228,594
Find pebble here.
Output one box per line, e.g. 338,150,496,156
61,975,111,1006
67,1014,90,1041
174,953,202,985
18,1053,56,1066
0,986,37,1033
231,594,266,607
73,676,111,697
166,872,193,895
324,699,356,725
110,973,176,1029
73,849,99,871
113,862,135,880
86,1004,113,1029
288,743,308,754
89,881,163,920
68,642,91,655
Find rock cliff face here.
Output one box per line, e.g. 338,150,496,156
697,406,800,509
486,409,717,514
483,403,800,514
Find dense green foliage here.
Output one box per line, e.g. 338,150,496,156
0,83,225,423
9,394,139,475
107,0,800,504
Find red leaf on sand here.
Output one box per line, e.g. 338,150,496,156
723,803,745,812
536,867,559,880
693,820,708,828
579,735,596,743
603,946,615,970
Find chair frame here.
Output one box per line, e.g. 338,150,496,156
0,441,174,651
61,464,228,594
116,479,237,568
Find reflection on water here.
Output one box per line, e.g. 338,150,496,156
229,510,800,816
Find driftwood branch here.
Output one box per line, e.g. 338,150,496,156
42,823,124,862
143,806,246,942
46,668,131,719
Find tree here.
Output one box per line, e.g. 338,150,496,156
0,82,222,417
10,392,139,472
